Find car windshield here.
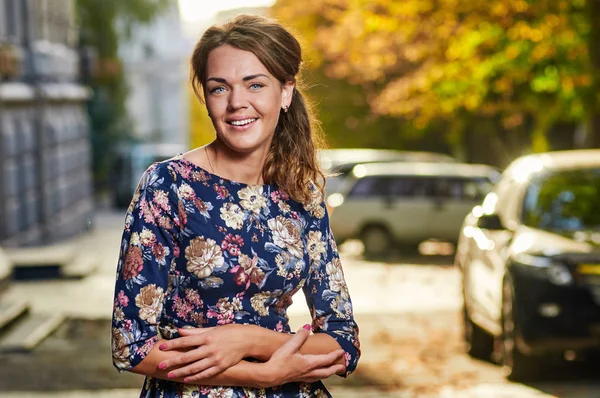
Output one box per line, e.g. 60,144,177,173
522,167,600,232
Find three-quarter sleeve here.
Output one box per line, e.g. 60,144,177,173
111,163,180,371
302,200,361,376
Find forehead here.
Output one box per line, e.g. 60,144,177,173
206,45,270,80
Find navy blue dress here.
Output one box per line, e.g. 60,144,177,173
111,156,360,398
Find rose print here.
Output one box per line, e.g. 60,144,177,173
185,237,224,279
122,246,143,279
220,203,244,229
238,185,267,214
267,215,303,258
135,284,164,324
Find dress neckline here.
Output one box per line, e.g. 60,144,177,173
173,153,273,189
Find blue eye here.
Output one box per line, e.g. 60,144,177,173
250,83,264,90
210,86,225,94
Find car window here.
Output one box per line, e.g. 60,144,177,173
389,176,433,197
347,176,390,198
522,167,600,232
434,177,493,200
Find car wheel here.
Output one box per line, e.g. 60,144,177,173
501,277,539,381
360,225,392,258
463,299,493,360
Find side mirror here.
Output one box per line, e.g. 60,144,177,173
477,214,505,230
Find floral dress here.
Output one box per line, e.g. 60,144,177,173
111,156,360,398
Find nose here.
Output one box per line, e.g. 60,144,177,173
227,87,249,111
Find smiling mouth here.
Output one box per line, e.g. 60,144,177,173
227,118,257,126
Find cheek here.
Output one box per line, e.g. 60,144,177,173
256,95,282,119
205,97,225,117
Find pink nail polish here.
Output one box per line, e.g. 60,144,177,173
158,363,166,370
303,324,311,330
167,372,174,379
159,343,167,350
183,377,189,383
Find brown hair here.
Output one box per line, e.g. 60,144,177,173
190,14,326,205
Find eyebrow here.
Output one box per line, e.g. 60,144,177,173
206,74,270,83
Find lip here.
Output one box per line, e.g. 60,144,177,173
225,117,258,131
226,116,258,122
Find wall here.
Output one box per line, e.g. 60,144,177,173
0,0,93,247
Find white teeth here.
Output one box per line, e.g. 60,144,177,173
230,118,256,126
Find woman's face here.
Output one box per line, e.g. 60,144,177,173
204,45,294,156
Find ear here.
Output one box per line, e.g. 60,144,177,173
281,80,295,109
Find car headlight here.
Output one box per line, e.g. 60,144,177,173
326,193,344,208
513,253,573,286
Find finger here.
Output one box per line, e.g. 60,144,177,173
160,335,206,351
159,347,210,370
182,365,223,383
276,324,311,356
178,327,213,336
167,358,214,379
303,349,345,369
286,325,312,353
296,364,346,382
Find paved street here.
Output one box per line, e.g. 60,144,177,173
1,209,599,397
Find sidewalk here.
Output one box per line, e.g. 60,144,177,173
1,387,411,398
1,385,558,398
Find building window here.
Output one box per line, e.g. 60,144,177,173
4,0,23,42
0,0,6,39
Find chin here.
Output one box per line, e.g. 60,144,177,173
218,132,274,155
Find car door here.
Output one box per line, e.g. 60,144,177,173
465,209,511,328
467,179,522,328
332,176,392,240
386,176,436,243
429,176,493,242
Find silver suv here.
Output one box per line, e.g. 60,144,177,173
327,161,499,256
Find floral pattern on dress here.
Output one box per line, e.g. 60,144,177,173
112,157,360,398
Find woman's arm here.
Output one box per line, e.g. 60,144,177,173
130,340,267,388
112,164,180,372
157,324,345,382
298,202,361,376
245,325,344,362
131,327,345,387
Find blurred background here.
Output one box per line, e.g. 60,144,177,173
1,0,600,397
2,0,600,246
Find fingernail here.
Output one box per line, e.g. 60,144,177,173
159,343,167,350
158,363,166,370
303,324,311,330
167,372,175,379
183,377,189,383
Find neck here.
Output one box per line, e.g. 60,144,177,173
207,141,268,185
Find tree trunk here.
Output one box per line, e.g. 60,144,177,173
531,104,559,153
587,115,600,148
447,117,466,161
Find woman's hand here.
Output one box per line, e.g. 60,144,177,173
157,324,251,381
260,325,346,388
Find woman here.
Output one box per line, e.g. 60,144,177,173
111,14,360,397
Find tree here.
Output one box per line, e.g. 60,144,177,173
76,0,175,190
269,3,442,153
273,0,600,154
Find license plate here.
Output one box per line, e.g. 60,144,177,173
577,264,600,275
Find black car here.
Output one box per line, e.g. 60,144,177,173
455,150,600,380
